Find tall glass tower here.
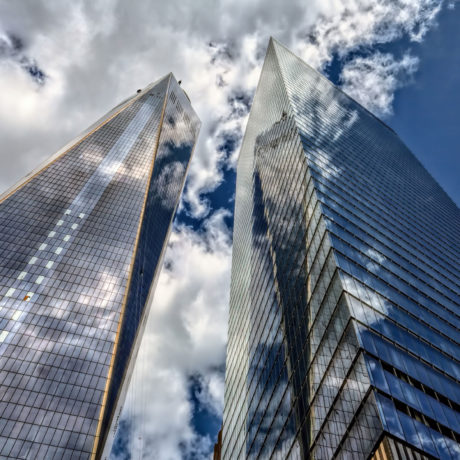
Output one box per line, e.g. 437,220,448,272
222,38,460,459
0,74,200,459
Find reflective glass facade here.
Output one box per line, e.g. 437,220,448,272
222,39,460,459
0,74,200,459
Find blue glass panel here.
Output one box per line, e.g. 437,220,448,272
397,410,422,450
364,355,390,394
374,393,404,440
429,428,456,460
222,39,460,460
411,418,438,458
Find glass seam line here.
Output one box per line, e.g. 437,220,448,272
90,75,172,460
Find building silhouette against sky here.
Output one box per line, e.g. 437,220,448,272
0,74,200,459
222,38,460,459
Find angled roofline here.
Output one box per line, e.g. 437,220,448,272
269,36,398,136
0,74,172,204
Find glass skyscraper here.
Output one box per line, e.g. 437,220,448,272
0,74,200,459
222,38,460,459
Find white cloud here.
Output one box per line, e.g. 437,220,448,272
0,0,446,214
194,371,225,419
0,0,454,458
340,52,420,116
293,0,443,69
115,209,231,458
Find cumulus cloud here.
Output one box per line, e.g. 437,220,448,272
194,371,225,419
340,52,420,117
114,210,231,458
0,0,446,214
0,0,454,458
294,0,442,69
0,31,46,84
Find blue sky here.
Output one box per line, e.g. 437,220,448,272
324,5,460,207
0,1,458,459
389,4,460,205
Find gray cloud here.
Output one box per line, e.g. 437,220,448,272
0,0,453,458
194,371,225,419
116,210,231,458
0,0,445,213
0,31,47,85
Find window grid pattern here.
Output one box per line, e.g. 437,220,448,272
0,75,199,459
222,39,460,460
98,76,200,457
